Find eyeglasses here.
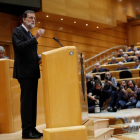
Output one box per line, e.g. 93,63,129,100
27,17,37,21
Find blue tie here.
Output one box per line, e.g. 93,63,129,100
28,31,32,37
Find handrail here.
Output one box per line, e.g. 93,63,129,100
85,45,127,74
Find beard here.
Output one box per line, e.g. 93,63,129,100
25,20,35,29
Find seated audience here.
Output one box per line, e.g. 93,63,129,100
108,57,118,64
132,47,138,56
87,80,110,113
103,71,118,112
133,51,140,61
119,80,140,108
133,59,140,69
115,62,129,71
107,80,128,112
92,63,106,73
122,54,131,63
0,46,9,59
128,44,135,52
117,49,124,57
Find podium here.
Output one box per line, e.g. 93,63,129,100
42,46,88,139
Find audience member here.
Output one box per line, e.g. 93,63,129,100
103,71,118,112
86,74,93,93
119,80,140,108
117,49,124,57
108,57,118,64
115,62,128,71
128,44,135,52
87,80,110,113
0,46,9,59
92,63,106,73
132,47,138,56
122,54,131,63
133,51,140,61
133,59,140,69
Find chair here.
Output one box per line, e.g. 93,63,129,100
119,70,132,79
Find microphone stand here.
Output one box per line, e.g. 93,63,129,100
53,37,64,47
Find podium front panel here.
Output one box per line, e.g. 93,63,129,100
42,46,88,128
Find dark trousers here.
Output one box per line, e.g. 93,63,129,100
18,78,38,132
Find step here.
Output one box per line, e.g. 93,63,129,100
87,118,109,130
113,132,140,140
88,128,114,140
108,138,122,140
109,122,140,135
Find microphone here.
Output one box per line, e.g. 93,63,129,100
53,37,63,47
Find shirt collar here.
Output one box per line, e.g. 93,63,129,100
22,24,29,32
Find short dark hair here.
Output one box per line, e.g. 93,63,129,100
95,79,102,86
131,44,134,47
21,10,35,23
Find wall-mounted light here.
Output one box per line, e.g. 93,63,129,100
61,18,63,20
86,24,88,26
74,21,76,23
46,15,49,17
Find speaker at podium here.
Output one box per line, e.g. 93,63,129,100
41,46,88,129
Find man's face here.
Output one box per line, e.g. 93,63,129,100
95,65,100,71
105,72,111,78
0,50,4,59
136,60,139,66
128,81,134,89
118,64,123,69
96,84,102,90
123,55,128,60
119,50,123,55
23,13,36,29
121,81,126,87
111,59,116,64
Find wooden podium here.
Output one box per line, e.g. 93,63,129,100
42,46,88,140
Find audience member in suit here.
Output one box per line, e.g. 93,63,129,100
133,51,140,61
133,59,140,69
132,47,138,56
108,57,118,64
12,10,45,139
117,49,130,57
92,63,106,73
128,44,135,52
115,62,129,71
117,49,124,57
0,46,9,59
122,54,131,63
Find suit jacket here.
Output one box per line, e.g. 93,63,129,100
12,25,40,79
92,67,106,73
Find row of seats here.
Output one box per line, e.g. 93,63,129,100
92,68,140,79
101,61,136,71
107,56,135,62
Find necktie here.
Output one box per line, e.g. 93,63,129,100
28,31,32,38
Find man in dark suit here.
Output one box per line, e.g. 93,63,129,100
12,10,45,139
92,63,106,73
